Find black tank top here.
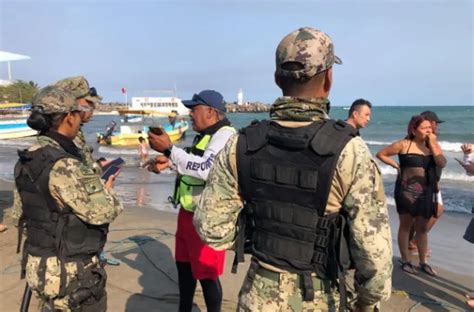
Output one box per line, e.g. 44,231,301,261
395,140,437,218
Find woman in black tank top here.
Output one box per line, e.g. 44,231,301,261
377,115,446,276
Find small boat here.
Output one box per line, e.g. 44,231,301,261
0,103,31,111
0,118,36,139
97,120,189,146
120,114,144,123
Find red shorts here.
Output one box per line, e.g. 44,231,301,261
175,208,225,280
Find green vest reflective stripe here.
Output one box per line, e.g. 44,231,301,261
177,134,210,212
195,134,211,150
176,126,235,212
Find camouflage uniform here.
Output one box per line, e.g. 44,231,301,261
194,27,392,311
73,129,95,171
12,87,122,311
54,76,102,171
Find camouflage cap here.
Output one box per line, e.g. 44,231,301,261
275,27,342,80
53,76,103,106
32,86,90,114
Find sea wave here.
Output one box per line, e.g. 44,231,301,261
377,163,474,182
0,139,35,147
366,140,466,152
385,195,471,214
98,146,139,155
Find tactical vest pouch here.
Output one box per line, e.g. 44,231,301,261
267,126,313,150
60,214,108,261
68,265,107,310
250,160,318,191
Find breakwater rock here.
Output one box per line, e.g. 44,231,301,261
225,102,271,113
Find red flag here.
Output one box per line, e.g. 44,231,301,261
121,87,127,94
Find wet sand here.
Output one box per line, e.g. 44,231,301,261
1,178,473,311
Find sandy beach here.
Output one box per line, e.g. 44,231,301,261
1,177,472,311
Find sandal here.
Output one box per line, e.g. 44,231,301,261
400,260,417,274
419,263,437,276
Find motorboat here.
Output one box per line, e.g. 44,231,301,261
97,120,189,146
119,95,189,117
0,118,36,139
0,103,36,139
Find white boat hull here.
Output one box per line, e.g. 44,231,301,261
0,119,37,139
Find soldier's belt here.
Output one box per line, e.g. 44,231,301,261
256,267,323,292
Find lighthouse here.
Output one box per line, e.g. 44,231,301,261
237,88,244,105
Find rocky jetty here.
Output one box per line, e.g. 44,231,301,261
225,102,271,113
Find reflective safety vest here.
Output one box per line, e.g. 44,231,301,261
174,125,235,212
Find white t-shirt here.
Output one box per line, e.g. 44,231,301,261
169,126,236,181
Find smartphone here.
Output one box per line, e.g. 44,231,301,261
148,127,164,135
101,165,121,181
101,157,124,172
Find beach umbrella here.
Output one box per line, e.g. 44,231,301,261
0,51,31,82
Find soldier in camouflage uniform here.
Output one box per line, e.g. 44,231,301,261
53,76,102,171
11,86,123,311
194,27,392,312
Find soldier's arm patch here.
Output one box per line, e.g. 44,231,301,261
50,158,123,225
80,177,104,195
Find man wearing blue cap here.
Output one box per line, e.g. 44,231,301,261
147,90,236,312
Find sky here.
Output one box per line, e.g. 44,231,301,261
0,0,472,106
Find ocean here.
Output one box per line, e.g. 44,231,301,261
0,106,472,214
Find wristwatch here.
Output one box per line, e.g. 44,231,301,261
163,145,173,158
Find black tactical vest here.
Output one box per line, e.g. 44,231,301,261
235,119,357,286
14,146,108,263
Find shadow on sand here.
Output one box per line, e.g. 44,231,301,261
392,257,468,311
110,234,201,312
0,190,14,223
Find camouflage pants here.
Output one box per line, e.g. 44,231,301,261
26,255,106,312
237,269,340,312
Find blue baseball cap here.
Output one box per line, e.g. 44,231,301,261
182,90,226,112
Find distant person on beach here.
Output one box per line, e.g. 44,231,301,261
137,136,149,164
194,27,392,312
346,98,372,131
168,110,178,129
459,143,474,309
147,90,236,312
459,143,474,308
53,76,103,171
377,114,447,276
407,110,445,253
459,143,473,175
11,86,123,311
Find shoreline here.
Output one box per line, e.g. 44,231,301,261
1,178,473,311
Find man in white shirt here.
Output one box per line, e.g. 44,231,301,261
147,90,235,312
